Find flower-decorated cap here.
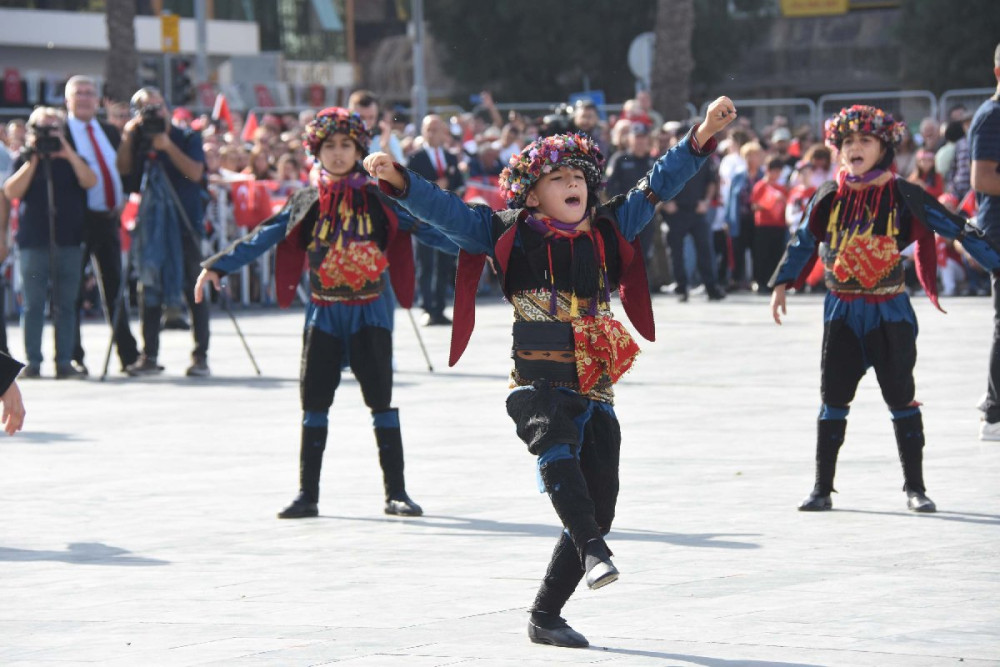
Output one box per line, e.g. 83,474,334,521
304,107,372,160
824,105,905,150
499,132,605,209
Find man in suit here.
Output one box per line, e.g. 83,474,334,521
64,75,139,374
407,114,464,325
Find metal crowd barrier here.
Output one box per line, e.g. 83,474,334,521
819,90,937,130
702,97,819,136
939,88,995,121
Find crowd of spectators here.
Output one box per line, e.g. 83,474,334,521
0,84,993,376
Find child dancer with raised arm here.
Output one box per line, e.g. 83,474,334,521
366,97,736,648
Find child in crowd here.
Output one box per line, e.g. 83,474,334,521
366,97,736,648
750,157,789,293
769,105,1000,513
907,148,944,199
195,108,455,519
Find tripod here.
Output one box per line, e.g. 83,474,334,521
100,150,260,379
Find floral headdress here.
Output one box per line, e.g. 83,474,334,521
304,107,372,160
499,133,605,209
824,105,905,150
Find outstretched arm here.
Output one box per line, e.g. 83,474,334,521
365,152,495,255
616,96,737,240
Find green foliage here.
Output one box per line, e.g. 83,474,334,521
423,0,656,103
898,0,1000,93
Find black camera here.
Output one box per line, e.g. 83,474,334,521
33,125,63,156
139,105,167,139
540,104,574,138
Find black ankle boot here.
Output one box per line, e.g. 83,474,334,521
894,413,936,513
527,611,589,648
583,539,619,590
277,491,319,519
799,418,846,511
277,425,327,519
375,410,423,516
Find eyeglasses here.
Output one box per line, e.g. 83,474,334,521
71,90,98,98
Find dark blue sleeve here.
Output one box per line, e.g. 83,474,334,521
971,104,1000,163
383,168,495,255
771,224,817,285
206,211,289,275
615,131,713,241
393,204,460,255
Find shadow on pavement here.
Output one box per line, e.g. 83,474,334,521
836,508,1000,526
319,514,761,549
0,542,169,566
592,646,823,666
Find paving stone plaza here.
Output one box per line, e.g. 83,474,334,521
2,292,998,665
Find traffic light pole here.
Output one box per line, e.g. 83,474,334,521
162,53,173,106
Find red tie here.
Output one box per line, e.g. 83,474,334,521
86,123,117,211
434,149,446,179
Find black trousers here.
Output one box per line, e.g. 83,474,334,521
665,212,718,292
301,325,393,414
74,210,138,366
415,240,455,317
506,384,622,537
821,317,916,410
753,225,786,293
986,273,1000,423
139,229,209,360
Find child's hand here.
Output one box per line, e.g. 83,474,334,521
194,269,221,303
770,284,787,325
699,96,738,139
1,381,25,436
364,152,396,182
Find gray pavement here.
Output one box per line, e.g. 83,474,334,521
1,291,999,666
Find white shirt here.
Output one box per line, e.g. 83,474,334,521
424,144,448,176
66,115,123,212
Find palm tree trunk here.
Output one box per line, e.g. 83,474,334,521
651,0,695,122
105,0,138,103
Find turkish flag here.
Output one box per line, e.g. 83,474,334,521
462,176,504,210
211,93,233,130
231,179,273,228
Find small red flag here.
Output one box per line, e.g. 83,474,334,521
211,93,233,131
241,111,259,143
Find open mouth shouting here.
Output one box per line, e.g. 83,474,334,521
565,195,582,207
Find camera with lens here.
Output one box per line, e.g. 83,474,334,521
539,104,574,138
33,125,63,156
139,105,167,140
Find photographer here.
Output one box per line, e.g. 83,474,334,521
64,75,139,375
117,87,210,377
3,107,96,379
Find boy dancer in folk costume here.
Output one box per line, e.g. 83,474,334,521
769,105,1000,513
366,97,737,649
195,108,456,519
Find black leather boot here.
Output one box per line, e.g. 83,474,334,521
538,458,618,589
528,611,589,648
528,533,589,648
894,413,936,513
277,425,327,519
799,419,846,511
375,410,422,516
